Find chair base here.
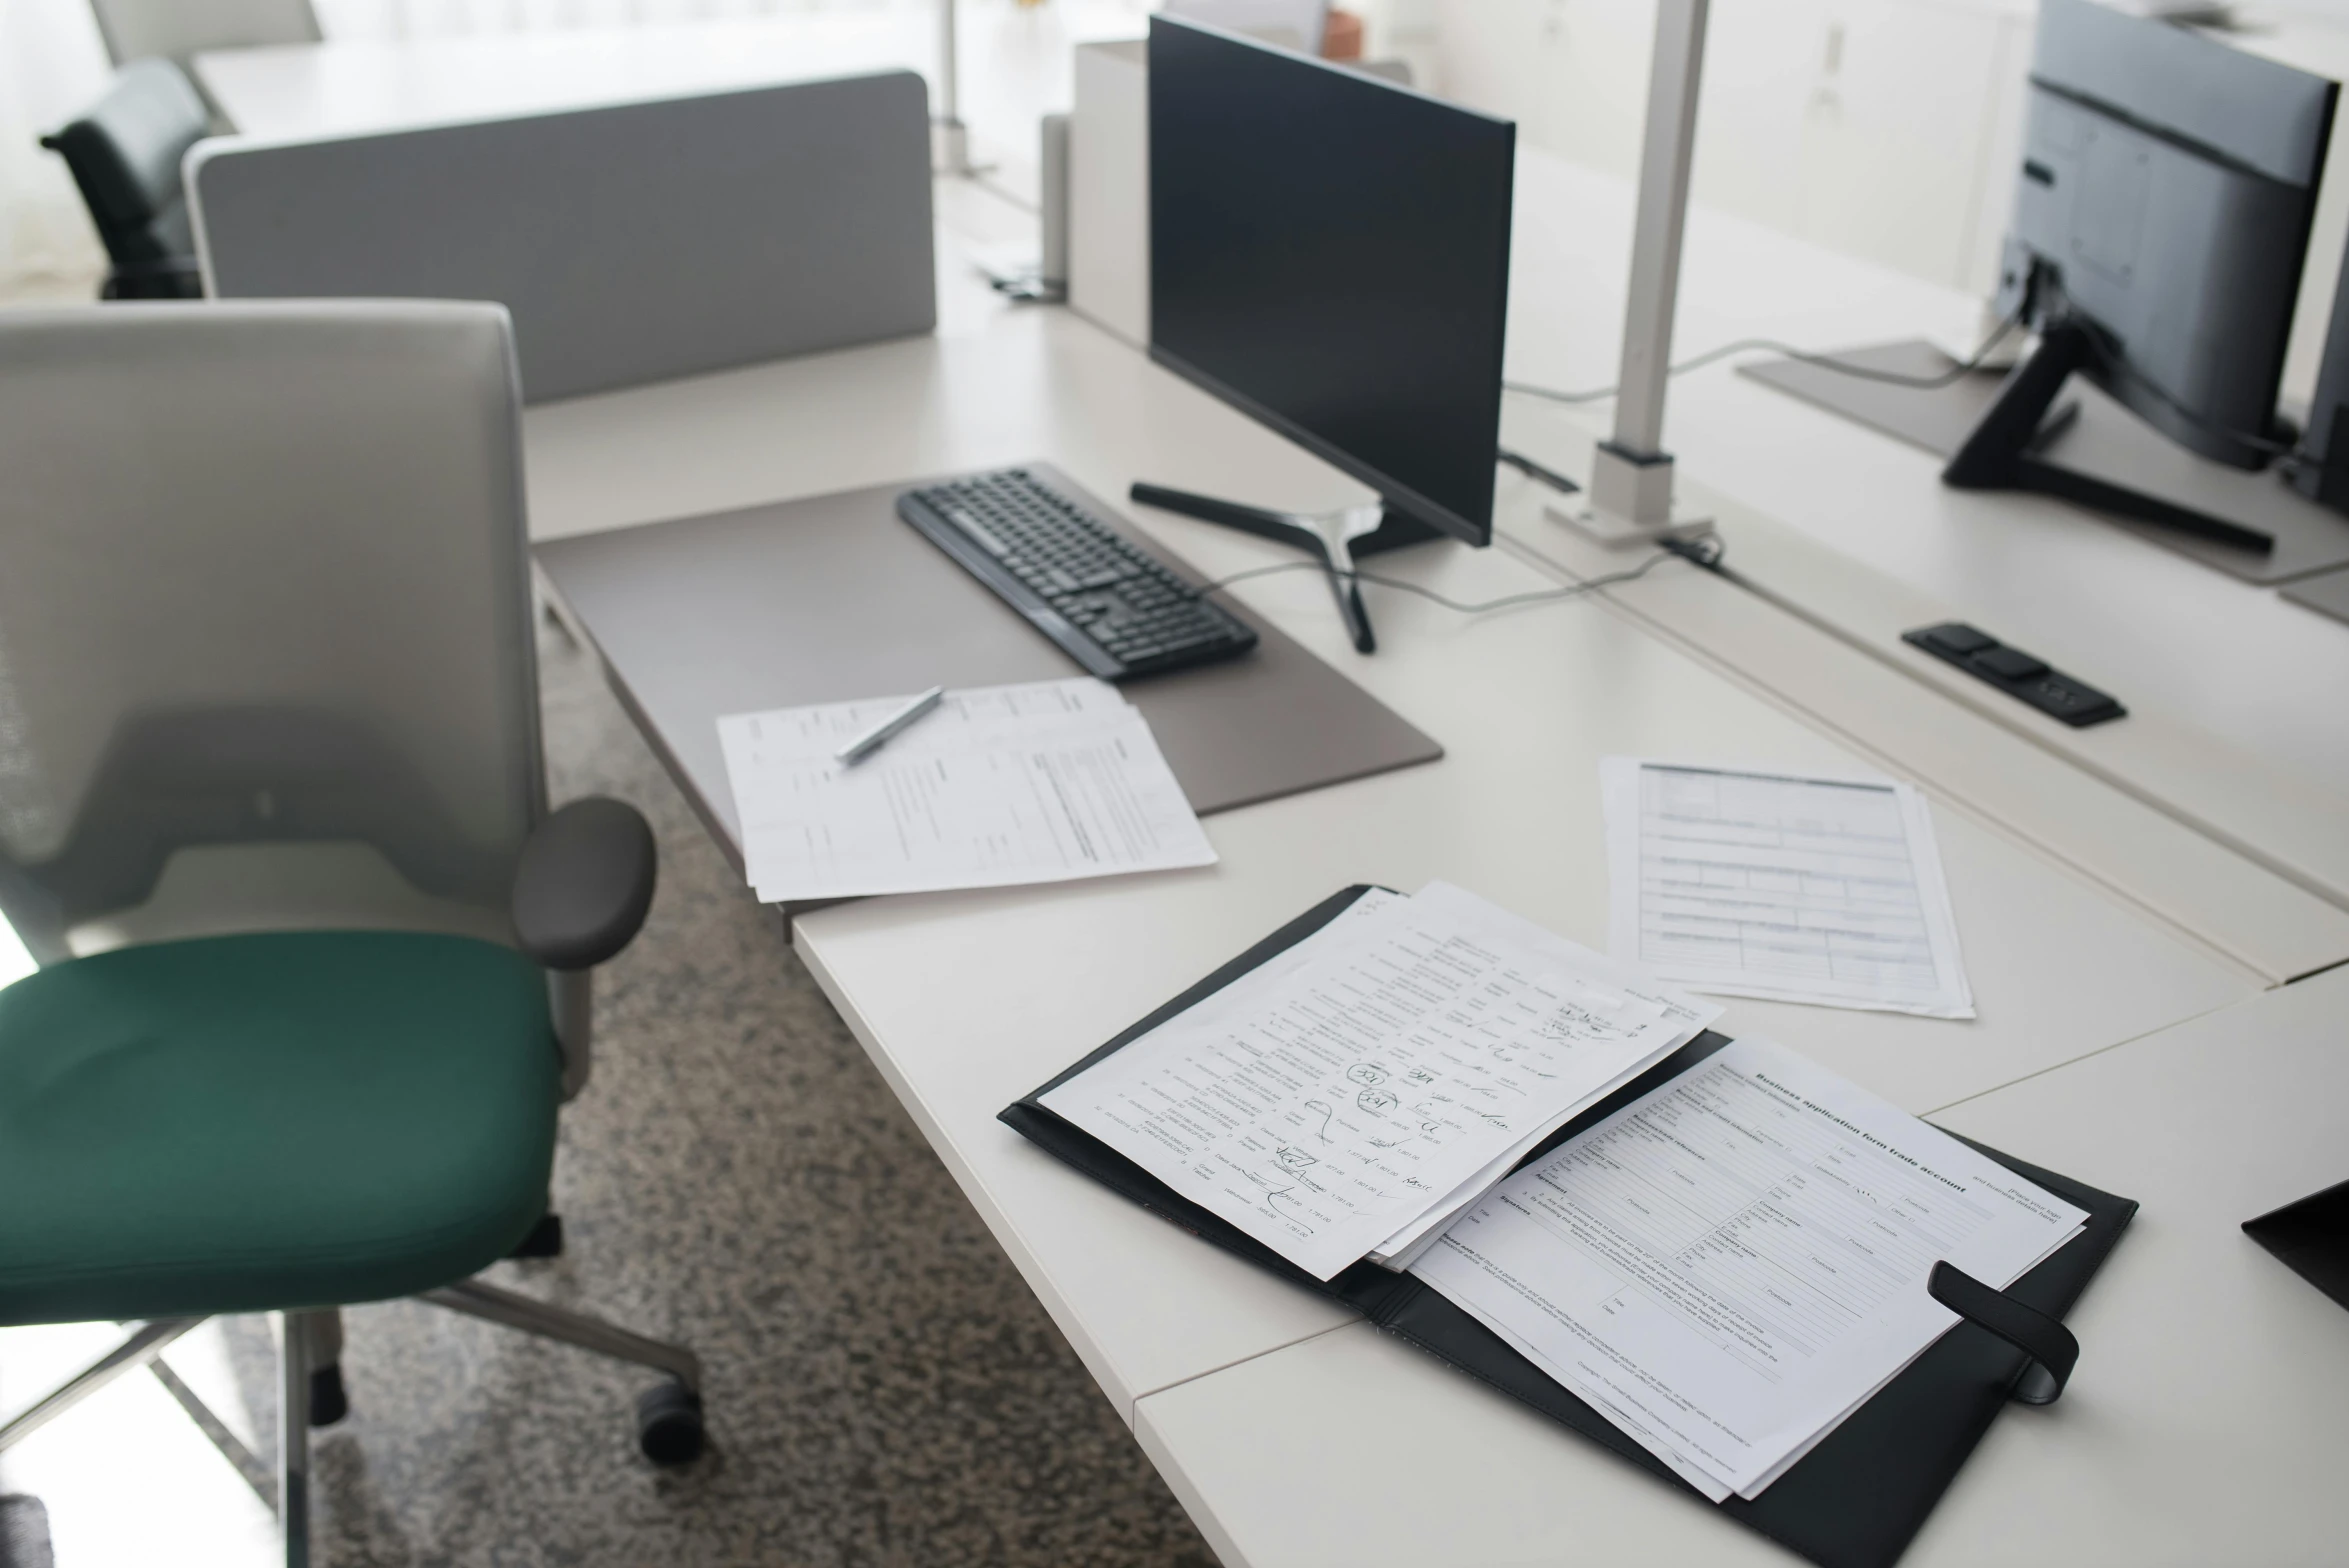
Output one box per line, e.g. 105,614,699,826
0,1280,703,1568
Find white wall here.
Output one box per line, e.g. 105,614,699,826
1414,0,2349,403
1420,0,2032,297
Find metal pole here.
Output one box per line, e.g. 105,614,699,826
279,1312,313,1567
1571,0,1715,544
934,0,977,176
1613,0,1707,457
0,1319,202,1453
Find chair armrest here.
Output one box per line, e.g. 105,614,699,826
511,798,657,971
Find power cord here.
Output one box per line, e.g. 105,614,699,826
1183,535,1723,617
1497,446,1582,497
1506,310,2023,407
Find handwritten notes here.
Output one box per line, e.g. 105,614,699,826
1041,882,1718,1279
1414,1035,2085,1499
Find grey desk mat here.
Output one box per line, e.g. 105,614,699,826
534,463,1443,872
1742,339,2349,585
2282,564,2349,627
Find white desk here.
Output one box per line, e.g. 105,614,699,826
1496,152,2349,920
195,17,926,139
515,232,2339,1543
189,20,2349,916
1135,963,2349,1568
1504,149,2349,788
207,51,2349,1551
193,2,1148,169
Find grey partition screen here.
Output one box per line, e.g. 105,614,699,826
188,71,937,403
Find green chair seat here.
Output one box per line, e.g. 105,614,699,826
0,931,559,1327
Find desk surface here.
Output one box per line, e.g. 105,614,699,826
193,4,1144,151
524,223,2336,1445
479,132,2349,1563
195,24,2349,913
1498,153,2349,915
194,16,945,139
1135,963,2349,1568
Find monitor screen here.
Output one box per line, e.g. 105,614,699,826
1147,17,1515,545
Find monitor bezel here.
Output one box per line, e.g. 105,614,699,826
1145,16,1516,549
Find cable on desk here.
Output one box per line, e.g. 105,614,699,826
1184,536,1720,617
1496,446,1582,497
1505,310,2023,407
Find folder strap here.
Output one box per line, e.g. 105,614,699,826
1928,1261,2079,1405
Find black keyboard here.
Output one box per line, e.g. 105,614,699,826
896,468,1259,679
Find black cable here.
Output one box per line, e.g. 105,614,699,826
1184,537,1718,617
1506,310,2023,407
1497,446,1582,496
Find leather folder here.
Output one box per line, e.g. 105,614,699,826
1002,885,2139,1568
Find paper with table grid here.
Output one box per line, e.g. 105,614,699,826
1602,759,1974,1018
1411,1034,2085,1500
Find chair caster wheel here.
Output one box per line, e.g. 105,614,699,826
509,1213,565,1259
309,1365,349,1427
635,1381,704,1466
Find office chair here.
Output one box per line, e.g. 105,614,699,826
86,0,322,70
0,302,706,1566
39,59,209,300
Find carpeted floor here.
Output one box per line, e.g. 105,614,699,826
195,616,1219,1567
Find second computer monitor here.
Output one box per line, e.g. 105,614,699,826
1148,16,1515,546
2003,0,2335,467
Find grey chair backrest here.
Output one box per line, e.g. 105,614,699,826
187,70,939,404
0,302,542,965
89,0,321,69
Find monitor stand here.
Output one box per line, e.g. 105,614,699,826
1942,320,2276,556
1128,483,1447,653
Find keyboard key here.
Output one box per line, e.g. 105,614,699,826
899,469,1259,679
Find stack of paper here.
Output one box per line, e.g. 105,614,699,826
1602,758,1975,1018
1412,1034,2087,1500
1040,882,1723,1280
716,678,1217,903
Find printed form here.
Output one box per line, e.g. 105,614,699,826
1041,882,1717,1280
717,678,1215,902
1413,1035,2085,1499
1602,759,1974,1017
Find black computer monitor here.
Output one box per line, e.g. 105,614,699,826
1945,0,2337,551
1144,16,1515,552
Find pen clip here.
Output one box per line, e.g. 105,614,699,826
1927,1260,2079,1405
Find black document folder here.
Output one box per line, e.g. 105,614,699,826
1001,886,2139,1568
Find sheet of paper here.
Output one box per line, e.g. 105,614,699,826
1602,758,1974,1018
1367,983,1720,1270
716,678,1216,902
1040,881,1704,1279
1413,1035,2085,1498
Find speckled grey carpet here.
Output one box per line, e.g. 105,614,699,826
201,618,1219,1568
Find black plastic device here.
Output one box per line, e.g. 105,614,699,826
1946,0,2337,550
1903,622,2125,727
897,468,1258,680
1136,16,1514,649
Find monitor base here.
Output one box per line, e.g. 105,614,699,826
1545,500,1716,549
1944,321,2276,556
1128,483,1444,653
